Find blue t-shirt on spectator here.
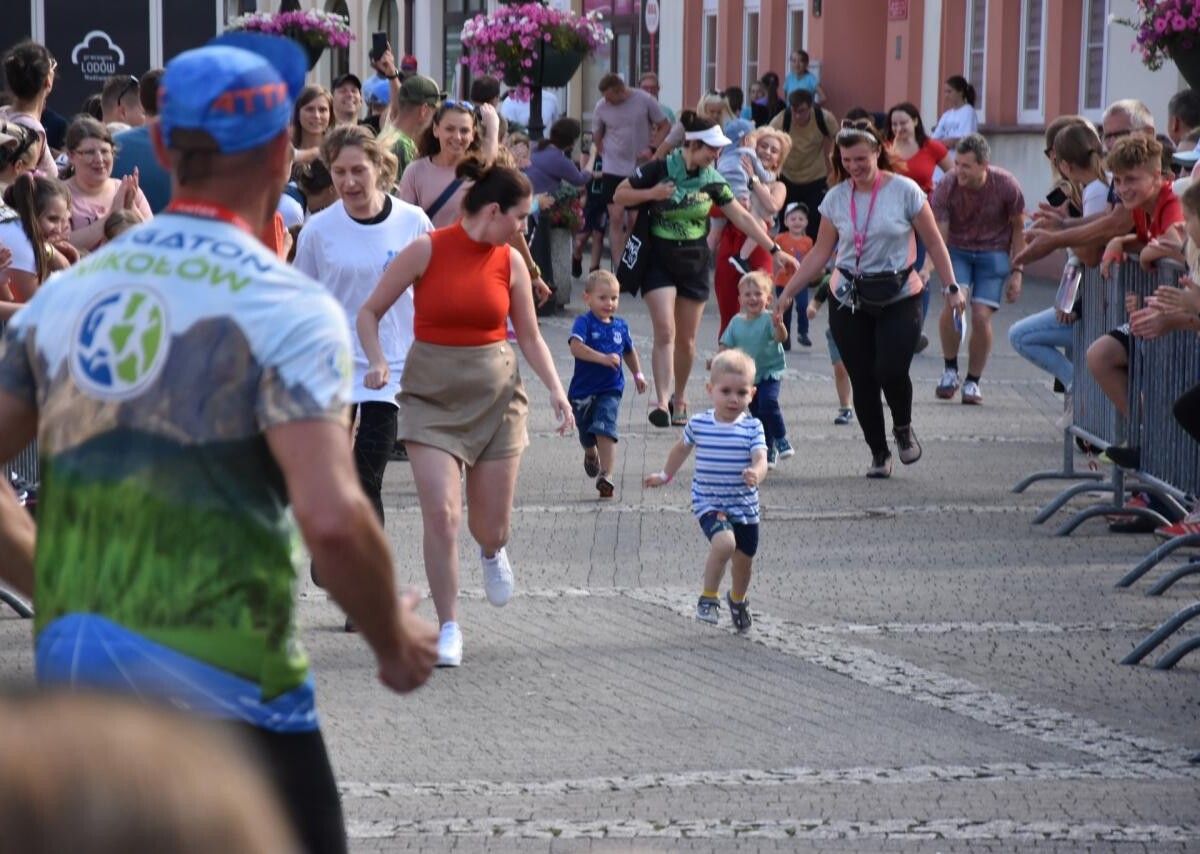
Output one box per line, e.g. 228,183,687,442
568,312,633,399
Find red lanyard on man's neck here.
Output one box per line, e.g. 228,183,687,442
165,200,255,236
849,171,882,274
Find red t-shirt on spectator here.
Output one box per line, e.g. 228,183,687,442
890,139,948,194
1132,181,1184,243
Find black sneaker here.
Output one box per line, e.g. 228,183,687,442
1103,445,1141,469
695,595,720,624
893,425,922,465
571,255,583,278
866,450,893,479
726,593,752,633
583,447,600,478
389,441,409,462
797,333,812,347
727,255,752,276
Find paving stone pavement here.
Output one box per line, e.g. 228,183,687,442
1,278,1198,852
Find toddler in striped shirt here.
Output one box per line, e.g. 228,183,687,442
644,350,769,633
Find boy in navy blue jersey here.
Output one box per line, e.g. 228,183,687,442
568,270,648,498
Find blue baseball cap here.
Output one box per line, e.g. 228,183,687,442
158,32,307,154
363,75,391,108
723,118,755,147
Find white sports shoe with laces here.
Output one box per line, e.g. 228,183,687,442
481,547,514,606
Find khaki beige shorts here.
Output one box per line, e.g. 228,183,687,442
397,340,529,466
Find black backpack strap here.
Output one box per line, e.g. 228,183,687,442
814,105,829,138
425,178,463,221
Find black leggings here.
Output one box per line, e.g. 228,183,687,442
229,725,347,854
1175,383,1200,444
829,294,923,457
351,402,398,523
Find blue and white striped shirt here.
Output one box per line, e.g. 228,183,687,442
683,409,767,524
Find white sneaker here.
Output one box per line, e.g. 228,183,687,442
481,547,514,606
961,379,983,405
437,622,462,667
1056,390,1073,430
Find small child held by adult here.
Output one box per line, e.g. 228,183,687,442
710,119,773,257
806,276,855,425
645,349,769,633
773,202,814,348
719,271,792,467
568,270,648,498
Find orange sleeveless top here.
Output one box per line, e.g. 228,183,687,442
414,223,512,346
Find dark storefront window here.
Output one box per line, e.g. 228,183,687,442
444,0,486,99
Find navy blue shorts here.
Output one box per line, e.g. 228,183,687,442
698,511,759,557
571,391,622,447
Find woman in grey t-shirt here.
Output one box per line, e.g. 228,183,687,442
776,125,965,478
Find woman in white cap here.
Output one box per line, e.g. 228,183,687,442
615,111,796,427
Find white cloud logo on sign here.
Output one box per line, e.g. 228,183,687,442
71,31,127,83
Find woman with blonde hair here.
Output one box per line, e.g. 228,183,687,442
293,126,435,628
654,91,736,159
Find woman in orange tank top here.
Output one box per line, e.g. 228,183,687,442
358,158,573,668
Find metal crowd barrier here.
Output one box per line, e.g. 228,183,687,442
1011,257,1200,670
0,314,35,618
0,317,38,486
1021,259,1166,534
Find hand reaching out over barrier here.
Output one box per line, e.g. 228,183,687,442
1150,276,1200,318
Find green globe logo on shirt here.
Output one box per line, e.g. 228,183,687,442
72,287,170,399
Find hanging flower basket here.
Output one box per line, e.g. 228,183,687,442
461,2,612,99
227,10,355,70
1117,2,1200,85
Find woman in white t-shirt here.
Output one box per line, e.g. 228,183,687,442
931,76,979,151
292,126,434,623
1008,121,1109,395
776,125,964,478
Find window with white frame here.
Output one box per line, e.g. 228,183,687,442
743,7,760,91
787,1,807,59
1019,0,1046,123
964,0,986,120
702,11,718,94
1081,0,1108,117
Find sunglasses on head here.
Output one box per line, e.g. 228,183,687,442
841,118,873,131
118,75,139,103
443,98,474,112
835,127,878,143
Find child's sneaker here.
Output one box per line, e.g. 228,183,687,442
728,255,752,276
834,407,854,425
961,379,983,405
766,443,778,469
695,595,720,624
726,593,752,633
1154,506,1200,541
583,446,600,478
776,437,795,459
596,473,614,498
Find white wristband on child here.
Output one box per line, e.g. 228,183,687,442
656,470,671,484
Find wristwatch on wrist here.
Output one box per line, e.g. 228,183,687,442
769,242,781,255
943,283,960,295
1011,266,1025,275
747,175,757,188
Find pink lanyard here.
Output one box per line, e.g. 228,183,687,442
848,172,882,274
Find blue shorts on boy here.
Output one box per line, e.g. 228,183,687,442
683,410,766,525
569,311,633,445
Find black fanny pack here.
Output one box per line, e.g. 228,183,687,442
837,265,914,310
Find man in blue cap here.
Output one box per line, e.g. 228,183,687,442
0,32,438,854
